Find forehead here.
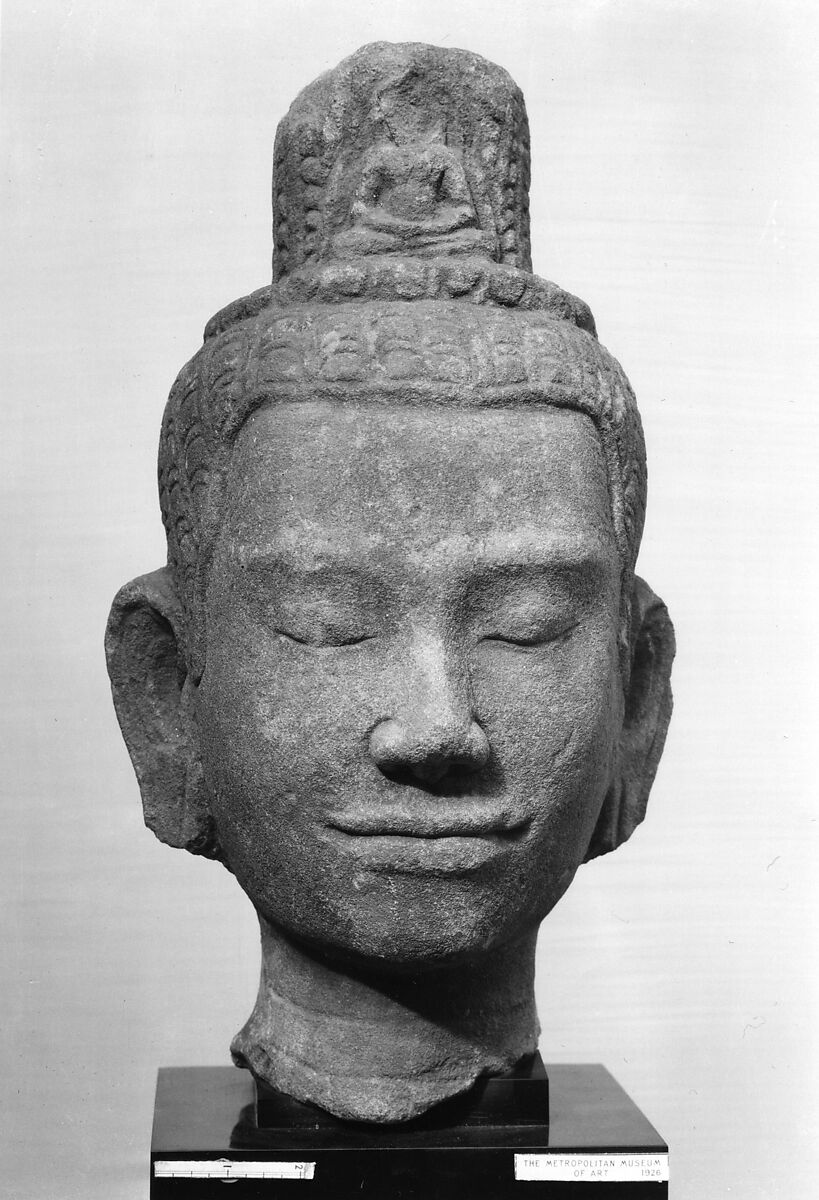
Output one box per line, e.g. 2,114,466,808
225,401,616,557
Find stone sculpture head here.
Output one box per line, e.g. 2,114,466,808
106,43,674,1123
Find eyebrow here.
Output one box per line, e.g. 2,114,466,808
433,529,618,572
230,544,382,584
458,556,617,602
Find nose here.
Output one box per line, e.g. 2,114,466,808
368,638,490,786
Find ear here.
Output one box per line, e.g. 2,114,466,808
105,567,219,858
585,575,676,861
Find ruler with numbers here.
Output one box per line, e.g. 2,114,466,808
154,1159,315,1180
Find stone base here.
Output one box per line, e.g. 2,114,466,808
150,1060,667,1197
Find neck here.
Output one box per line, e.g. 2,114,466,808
231,915,540,1123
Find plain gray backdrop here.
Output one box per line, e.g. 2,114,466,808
2,1,817,1197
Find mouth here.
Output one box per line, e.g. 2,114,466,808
324,810,529,875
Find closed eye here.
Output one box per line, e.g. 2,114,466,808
274,627,375,648
483,620,579,649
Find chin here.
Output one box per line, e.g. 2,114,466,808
260,877,542,975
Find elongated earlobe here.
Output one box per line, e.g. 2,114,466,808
105,567,219,858
585,575,675,861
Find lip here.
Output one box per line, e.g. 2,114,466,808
327,804,528,840
324,811,529,875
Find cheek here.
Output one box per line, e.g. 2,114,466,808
196,612,382,815
471,629,623,802
194,624,374,926
466,633,622,923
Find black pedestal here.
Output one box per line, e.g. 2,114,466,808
151,1060,668,1198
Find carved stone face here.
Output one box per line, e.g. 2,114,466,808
197,398,624,969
